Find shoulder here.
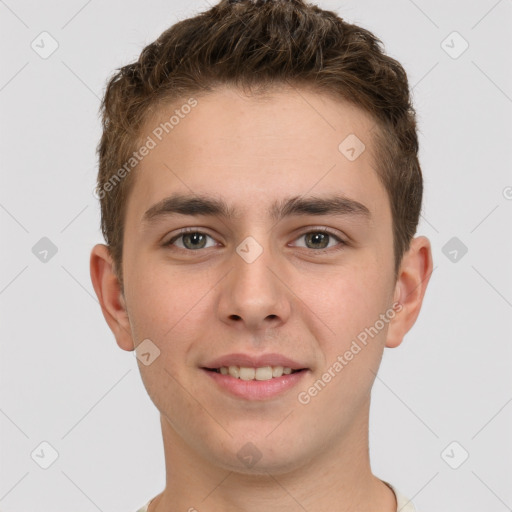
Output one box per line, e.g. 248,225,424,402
383,481,420,512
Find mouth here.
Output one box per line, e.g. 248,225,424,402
203,365,305,380
201,365,309,400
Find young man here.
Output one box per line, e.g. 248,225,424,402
90,0,432,510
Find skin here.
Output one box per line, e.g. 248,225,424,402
90,85,432,512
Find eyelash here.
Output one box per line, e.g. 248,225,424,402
164,227,347,254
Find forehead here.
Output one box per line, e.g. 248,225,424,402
126,85,387,222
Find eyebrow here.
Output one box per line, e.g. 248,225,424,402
142,193,371,225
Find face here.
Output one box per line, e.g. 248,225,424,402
97,86,419,475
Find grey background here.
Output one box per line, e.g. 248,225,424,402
1,0,511,511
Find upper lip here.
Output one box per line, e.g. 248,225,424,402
202,353,308,370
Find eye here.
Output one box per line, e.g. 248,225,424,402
165,229,218,250
163,228,346,253
291,229,345,252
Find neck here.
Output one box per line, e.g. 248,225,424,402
150,402,396,512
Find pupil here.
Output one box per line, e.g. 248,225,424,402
184,233,206,249
307,232,328,249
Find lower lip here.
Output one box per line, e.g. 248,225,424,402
202,368,308,400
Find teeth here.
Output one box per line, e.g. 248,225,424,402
272,366,284,377
214,365,298,381
228,365,240,378
239,367,255,380
255,366,273,380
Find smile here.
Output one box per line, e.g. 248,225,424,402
207,365,302,381
202,366,308,400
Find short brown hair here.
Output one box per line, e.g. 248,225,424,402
96,0,422,288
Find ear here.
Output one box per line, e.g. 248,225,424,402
90,244,134,351
385,236,433,348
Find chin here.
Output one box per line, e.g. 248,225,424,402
208,437,313,476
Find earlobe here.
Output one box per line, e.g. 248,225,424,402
385,236,433,349
89,244,135,351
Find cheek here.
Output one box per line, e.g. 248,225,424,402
298,270,394,417
125,260,217,354
125,269,176,339
125,265,214,415
303,258,395,391
311,257,393,334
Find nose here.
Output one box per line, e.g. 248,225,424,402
217,240,291,332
